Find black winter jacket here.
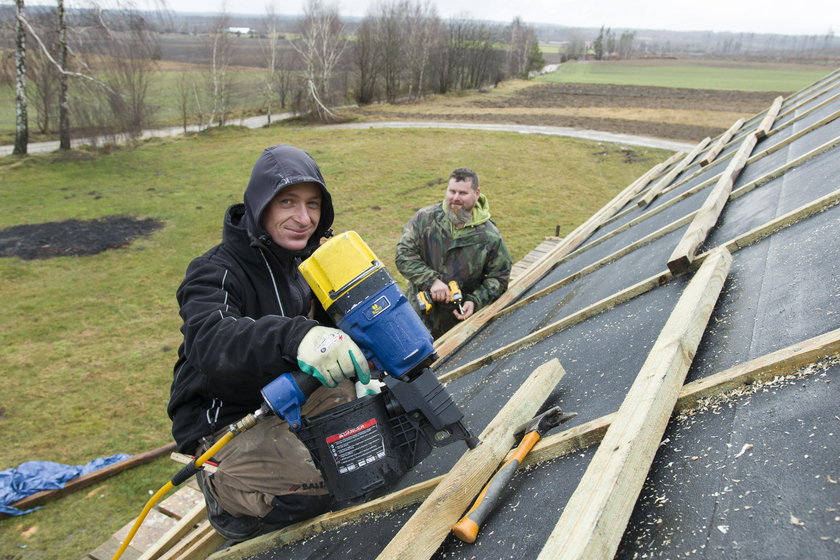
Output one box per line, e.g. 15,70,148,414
168,145,335,452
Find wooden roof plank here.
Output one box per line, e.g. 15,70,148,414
755,95,784,139
523,326,840,467
699,118,744,167
536,246,732,560
136,502,208,560
638,137,711,208
667,133,757,275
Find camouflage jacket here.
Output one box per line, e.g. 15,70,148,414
395,194,511,337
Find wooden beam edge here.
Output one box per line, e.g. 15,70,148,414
699,118,744,167
755,95,784,139
667,133,758,275
535,247,732,560
2,442,176,518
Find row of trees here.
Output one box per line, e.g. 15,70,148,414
3,0,546,155
7,0,158,154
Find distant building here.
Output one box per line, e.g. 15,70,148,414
225,27,252,36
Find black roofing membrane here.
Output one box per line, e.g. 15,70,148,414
617,359,840,560
691,205,840,378
438,229,688,371
775,85,838,128
246,358,839,560
705,149,840,247
411,280,686,489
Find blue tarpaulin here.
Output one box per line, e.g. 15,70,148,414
1,454,130,516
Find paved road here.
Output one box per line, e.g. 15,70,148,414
0,112,297,157
1,116,693,157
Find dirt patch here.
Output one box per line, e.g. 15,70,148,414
0,216,164,260
350,82,786,142
474,82,786,112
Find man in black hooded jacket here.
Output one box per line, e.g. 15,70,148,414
168,145,371,541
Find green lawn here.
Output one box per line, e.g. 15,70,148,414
537,60,833,91
0,123,670,559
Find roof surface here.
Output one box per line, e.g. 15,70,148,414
213,69,840,560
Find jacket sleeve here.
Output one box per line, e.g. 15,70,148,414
177,257,316,397
466,235,512,311
395,212,440,291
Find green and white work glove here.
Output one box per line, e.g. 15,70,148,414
297,326,371,388
355,378,385,398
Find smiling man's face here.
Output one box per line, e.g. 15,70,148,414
260,182,321,250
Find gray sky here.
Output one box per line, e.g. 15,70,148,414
149,0,837,36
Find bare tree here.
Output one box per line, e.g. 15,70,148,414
25,9,60,135
13,0,28,154
204,12,234,127
506,17,542,79
260,2,294,122
353,16,379,104
82,7,158,138
373,0,404,103
403,0,439,99
618,31,636,59
11,0,160,150
56,0,69,148
261,2,280,123
291,0,346,121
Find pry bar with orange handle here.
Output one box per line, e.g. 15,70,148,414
451,406,576,543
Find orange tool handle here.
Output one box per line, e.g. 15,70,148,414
452,430,541,543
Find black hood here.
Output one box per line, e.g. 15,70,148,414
243,145,335,254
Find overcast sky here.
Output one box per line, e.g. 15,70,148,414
148,0,837,36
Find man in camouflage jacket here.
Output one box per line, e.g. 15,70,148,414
396,168,512,338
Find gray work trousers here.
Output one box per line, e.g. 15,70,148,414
198,382,355,518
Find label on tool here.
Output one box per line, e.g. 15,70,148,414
325,418,386,474
363,295,391,320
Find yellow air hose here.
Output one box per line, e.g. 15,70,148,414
111,410,264,560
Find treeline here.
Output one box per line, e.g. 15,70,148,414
2,0,545,155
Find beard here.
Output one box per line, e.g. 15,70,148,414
445,202,472,226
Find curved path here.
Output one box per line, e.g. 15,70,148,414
1,115,693,157
310,121,694,151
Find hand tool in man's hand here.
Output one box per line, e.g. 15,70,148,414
451,405,576,543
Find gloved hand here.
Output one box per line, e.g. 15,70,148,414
355,378,385,398
297,326,371,388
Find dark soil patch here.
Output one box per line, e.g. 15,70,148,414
0,216,164,260
475,82,787,112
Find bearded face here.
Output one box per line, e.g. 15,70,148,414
444,178,479,226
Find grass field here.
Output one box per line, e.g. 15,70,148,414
0,64,274,143
537,60,834,91
0,123,670,558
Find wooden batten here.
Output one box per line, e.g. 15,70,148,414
536,247,732,560
638,137,711,208
667,133,757,275
699,118,744,166
755,95,784,139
